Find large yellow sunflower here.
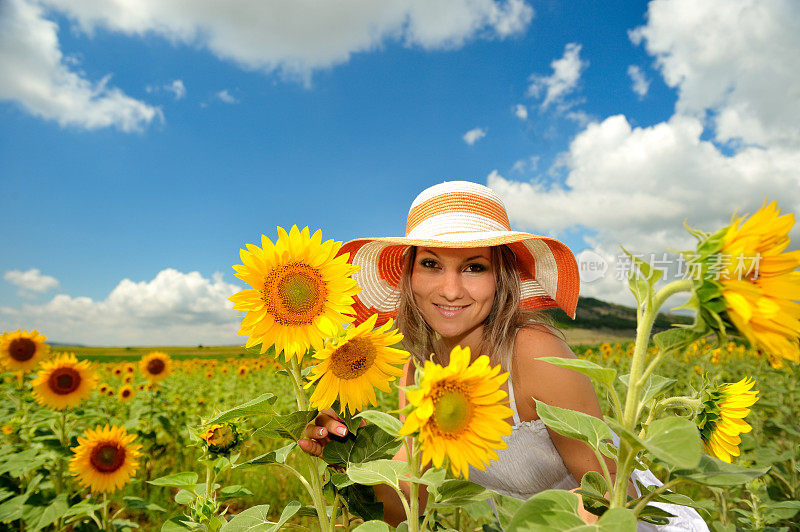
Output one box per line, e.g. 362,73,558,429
399,346,513,480
306,314,409,414
1,329,50,372
696,377,759,463
31,353,97,410
139,351,171,382
721,202,800,366
69,425,142,493
229,226,360,361
688,202,800,366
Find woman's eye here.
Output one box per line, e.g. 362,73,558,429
465,263,487,273
420,259,438,269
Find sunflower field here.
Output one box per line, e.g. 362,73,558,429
0,336,798,531
2,205,800,531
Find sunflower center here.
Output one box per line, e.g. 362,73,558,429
329,338,377,380
263,262,327,325
431,382,473,437
122,389,131,398
146,358,165,375
48,367,82,395
8,338,36,362
89,443,126,473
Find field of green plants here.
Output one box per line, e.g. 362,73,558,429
1,338,798,531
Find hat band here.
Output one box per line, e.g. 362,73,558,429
406,212,510,239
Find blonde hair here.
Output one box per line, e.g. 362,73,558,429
396,245,559,371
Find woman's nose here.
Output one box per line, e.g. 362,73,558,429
439,270,464,300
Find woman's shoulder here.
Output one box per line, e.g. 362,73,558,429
511,323,593,409
513,322,576,364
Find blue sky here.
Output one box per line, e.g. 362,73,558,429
2,0,798,345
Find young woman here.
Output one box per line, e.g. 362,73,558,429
298,181,708,530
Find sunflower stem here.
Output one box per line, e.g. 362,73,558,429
610,279,693,509
630,478,683,515
288,355,330,532
408,437,421,532
101,492,110,532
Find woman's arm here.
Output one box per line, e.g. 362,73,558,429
512,327,636,498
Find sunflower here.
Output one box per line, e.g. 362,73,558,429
200,423,239,454
118,385,135,402
70,425,141,493
306,314,409,414
686,202,800,366
124,363,135,374
99,383,110,395
139,352,171,382
1,329,49,372
399,346,513,480
237,365,248,377
229,225,361,361
31,353,97,410
696,377,759,463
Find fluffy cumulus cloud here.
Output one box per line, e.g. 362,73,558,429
37,0,533,80
487,114,800,305
514,103,528,120
0,269,244,345
0,0,162,132
527,42,587,109
463,127,487,145
627,65,650,97
492,0,800,307
1,0,532,130
630,0,800,148
4,268,59,295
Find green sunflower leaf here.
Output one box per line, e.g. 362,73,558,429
534,400,612,452
148,472,199,488
205,393,277,425
507,489,637,531
672,455,770,486
537,357,617,390
251,410,315,441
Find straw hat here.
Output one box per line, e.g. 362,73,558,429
338,181,579,326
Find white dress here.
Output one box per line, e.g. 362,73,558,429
468,370,710,531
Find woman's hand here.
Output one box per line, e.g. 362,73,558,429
297,409,350,458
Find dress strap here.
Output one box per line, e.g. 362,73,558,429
507,369,521,425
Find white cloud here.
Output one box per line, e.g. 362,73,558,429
216,89,237,104
487,114,800,306
511,155,539,173
0,269,245,345
166,79,186,100
35,0,533,84
4,268,59,295
627,65,650,97
0,0,162,132
463,127,487,145
514,103,528,120
630,0,800,148
527,42,588,109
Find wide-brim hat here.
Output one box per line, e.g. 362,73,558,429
337,181,579,326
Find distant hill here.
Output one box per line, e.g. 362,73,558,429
49,296,695,347
545,296,694,333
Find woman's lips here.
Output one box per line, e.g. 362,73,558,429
433,303,470,318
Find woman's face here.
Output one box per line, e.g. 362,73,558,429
410,247,496,348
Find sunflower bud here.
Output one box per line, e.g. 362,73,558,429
200,423,240,454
